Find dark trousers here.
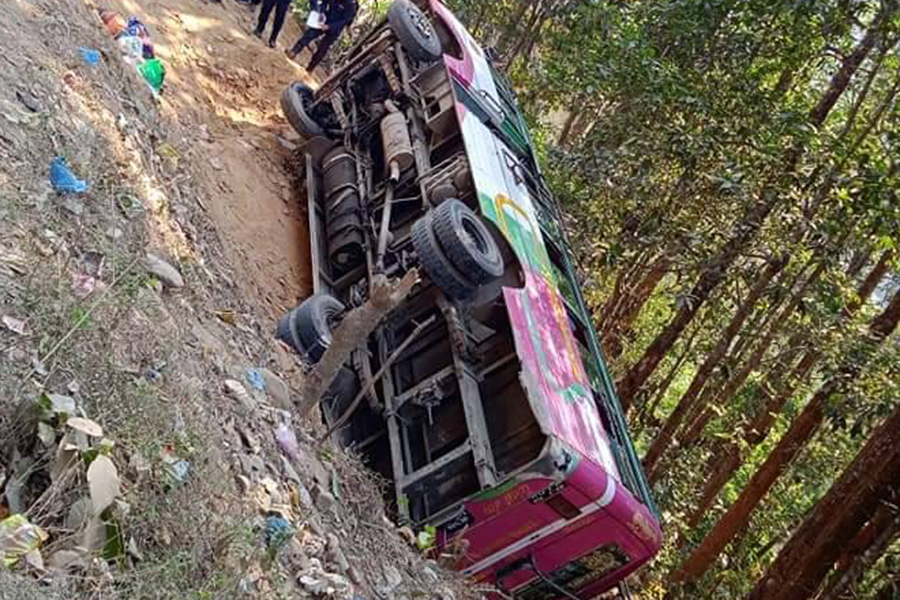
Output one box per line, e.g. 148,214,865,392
290,27,340,70
255,0,291,42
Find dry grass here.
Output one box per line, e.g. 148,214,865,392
1,2,490,600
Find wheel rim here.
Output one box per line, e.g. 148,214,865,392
407,6,433,40
461,216,489,255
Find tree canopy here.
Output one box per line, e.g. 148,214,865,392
443,0,900,597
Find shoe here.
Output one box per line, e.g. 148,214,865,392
285,49,298,60
267,39,277,48
252,29,263,39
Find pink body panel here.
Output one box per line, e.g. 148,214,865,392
450,459,661,596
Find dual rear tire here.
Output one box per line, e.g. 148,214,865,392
411,199,504,300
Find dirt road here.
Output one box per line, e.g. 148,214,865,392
98,0,316,317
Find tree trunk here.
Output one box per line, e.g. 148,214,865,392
671,288,900,586
675,258,827,450
614,13,881,407
642,258,784,474
746,299,900,600
557,108,580,147
637,325,700,426
819,503,900,600
607,255,672,360
684,251,890,528
292,272,419,418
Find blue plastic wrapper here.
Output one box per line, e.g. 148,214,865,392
50,157,89,194
78,47,102,66
265,516,293,550
246,368,267,392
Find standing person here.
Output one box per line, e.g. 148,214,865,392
287,0,357,72
252,0,292,48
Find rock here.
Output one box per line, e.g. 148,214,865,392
326,533,350,574
314,484,336,513
237,424,262,453
281,455,301,484
239,453,266,478
59,196,85,216
295,481,314,508
144,253,184,288
259,368,290,409
288,538,311,570
225,379,257,411
376,564,403,598
420,565,440,585
105,226,124,240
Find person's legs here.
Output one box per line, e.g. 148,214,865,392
289,27,325,57
307,30,340,71
254,0,276,36
267,0,291,46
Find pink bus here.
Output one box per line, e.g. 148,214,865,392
277,1,661,597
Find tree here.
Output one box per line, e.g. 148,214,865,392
615,6,891,407
671,288,900,587
685,250,894,527
747,333,900,600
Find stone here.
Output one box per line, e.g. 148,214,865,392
225,379,257,411
259,368,291,409
326,533,350,574
60,196,85,216
281,455,301,484
420,565,440,585
239,453,266,478
376,564,403,598
314,484,336,513
144,253,184,288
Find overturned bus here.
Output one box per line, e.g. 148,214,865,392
276,1,661,597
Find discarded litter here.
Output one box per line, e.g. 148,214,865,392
78,47,102,66
72,273,98,298
0,515,48,567
276,423,301,462
265,515,293,552
160,447,190,488
156,142,180,166
50,157,89,194
138,58,165,94
67,416,104,438
2,315,26,335
246,368,267,392
87,455,121,515
98,9,166,95
100,10,127,37
117,35,144,62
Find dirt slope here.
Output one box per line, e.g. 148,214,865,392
97,0,317,318
0,0,475,598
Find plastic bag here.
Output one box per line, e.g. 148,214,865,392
117,35,144,62
137,58,166,94
50,157,89,194
124,17,155,58
306,11,325,29
125,16,149,39
0,515,48,567
78,47,102,67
